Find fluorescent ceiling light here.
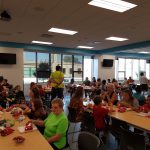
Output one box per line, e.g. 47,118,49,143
32,41,53,45
88,0,137,13
48,27,78,35
105,36,128,41
77,46,93,49
138,51,150,54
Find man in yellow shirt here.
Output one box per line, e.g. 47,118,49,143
50,65,64,101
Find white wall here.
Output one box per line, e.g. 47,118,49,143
0,47,23,89
98,55,115,80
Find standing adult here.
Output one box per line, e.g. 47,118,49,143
140,72,148,92
83,77,91,97
50,65,64,101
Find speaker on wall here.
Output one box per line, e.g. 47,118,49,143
146,60,150,63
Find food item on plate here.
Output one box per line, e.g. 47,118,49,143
6,105,15,112
25,121,33,131
0,127,14,136
18,115,25,122
13,136,25,143
118,107,126,113
4,119,15,127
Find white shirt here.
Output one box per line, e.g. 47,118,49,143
140,76,148,84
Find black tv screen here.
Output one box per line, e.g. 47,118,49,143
36,71,50,78
102,59,113,67
146,60,150,63
0,53,16,64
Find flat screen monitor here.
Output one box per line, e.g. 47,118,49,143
0,53,16,64
36,71,50,78
146,60,150,63
102,59,113,67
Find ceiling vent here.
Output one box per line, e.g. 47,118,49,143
0,10,11,21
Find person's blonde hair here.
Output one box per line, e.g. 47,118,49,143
51,98,64,108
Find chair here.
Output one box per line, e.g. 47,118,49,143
119,127,146,150
80,111,96,134
68,106,78,123
110,118,128,144
78,131,102,150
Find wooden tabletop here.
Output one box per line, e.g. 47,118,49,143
0,112,53,150
109,108,150,132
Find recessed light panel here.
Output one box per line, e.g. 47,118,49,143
105,36,128,41
88,0,137,13
48,27,78,35
138,51,150,54
77,46,93,49
32,41,53,45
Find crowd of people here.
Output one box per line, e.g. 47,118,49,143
68,73,150,144
0,76,25,107
1,68,150,149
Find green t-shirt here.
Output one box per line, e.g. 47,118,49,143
44,112,68,149
50,71,64,88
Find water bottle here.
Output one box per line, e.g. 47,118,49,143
6,101,9,109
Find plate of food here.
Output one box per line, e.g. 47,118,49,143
13,136,25,143
0,127,14,136
18,121,37,133
126,108,132,111
18,115,25,122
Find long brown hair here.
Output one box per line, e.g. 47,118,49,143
72,86,83,99
31,87,40,99
32,99,46,119
122,89,134,102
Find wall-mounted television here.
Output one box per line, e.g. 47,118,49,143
102,59,113,67
0,53,16,64
36,71,50,78
146,60,150,63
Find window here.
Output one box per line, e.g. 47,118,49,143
125,59,132,78
24,51,88,96
132,59,139,80
63,55,72,82
118,58,125,71
84,56,92,80
115,57,149,81
118,71,125,80
24,52,36,83
70,68,72,74
146,63,150,78
51,54,61,72
37,53,50,83
140,59,146,72
63,68,66,74
74,55,83,82
93,58,98,79
78,68,81,71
